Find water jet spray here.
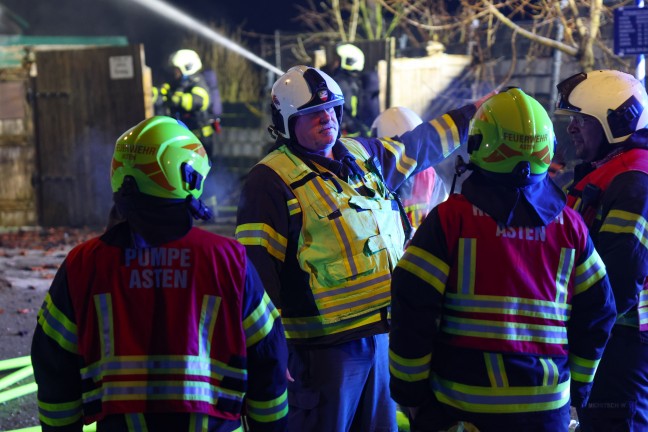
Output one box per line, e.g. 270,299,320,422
129,0,284,76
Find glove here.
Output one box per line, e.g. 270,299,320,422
170,92,183,107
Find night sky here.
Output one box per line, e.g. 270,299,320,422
1,0,302,34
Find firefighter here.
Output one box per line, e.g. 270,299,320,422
372,106,448,231
153,49,216,156
31,116,288,432
389,88,616,432
153,49,223,212
332,43,376,137
235,65,490,431
555,70,648,431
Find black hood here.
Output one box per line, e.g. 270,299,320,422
105,177,212,248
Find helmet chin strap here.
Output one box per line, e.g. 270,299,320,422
451,155,473,194
267,125,280,141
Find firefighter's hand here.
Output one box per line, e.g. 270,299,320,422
158,84,170,101
286,368,294,383
474,88,499,109
170,92,182,107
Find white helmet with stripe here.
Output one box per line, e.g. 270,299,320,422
555,70,648,144
371,106,423,137
270,65,344,140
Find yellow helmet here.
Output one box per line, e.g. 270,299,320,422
468,88,554,183
111,116,211,199
169,49,202,76
336,43,365,72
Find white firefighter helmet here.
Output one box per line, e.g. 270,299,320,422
336,43,365,72
169,49,202,76
270,65,344,140
555,69,648,144
371,106,423,137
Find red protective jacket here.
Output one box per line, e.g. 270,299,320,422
32,225,288,431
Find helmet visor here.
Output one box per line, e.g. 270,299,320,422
555,72,587,113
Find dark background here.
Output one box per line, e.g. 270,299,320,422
1,0,303,73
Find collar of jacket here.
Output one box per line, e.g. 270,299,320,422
288,140,364,181
461,169,566,227
574,129,648,182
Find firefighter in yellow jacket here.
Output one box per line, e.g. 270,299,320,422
152,49,216,154
235,65,491,431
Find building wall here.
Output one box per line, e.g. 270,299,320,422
380,52,473,118
0,67,37,227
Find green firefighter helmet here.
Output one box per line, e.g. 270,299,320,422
110,116,211,199
468,87,554,181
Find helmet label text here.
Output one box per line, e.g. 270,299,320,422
502,133,548,145
115,143,158,159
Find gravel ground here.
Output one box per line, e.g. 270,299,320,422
0,227,101,431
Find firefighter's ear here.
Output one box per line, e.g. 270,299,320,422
467,134,482,154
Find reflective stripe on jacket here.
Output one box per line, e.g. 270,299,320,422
567,149,648,227
399,167,438,229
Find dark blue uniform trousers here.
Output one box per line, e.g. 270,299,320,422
286,333,397,432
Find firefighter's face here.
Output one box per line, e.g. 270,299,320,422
566,113,606,162
173,67,183,81
293,107,339,156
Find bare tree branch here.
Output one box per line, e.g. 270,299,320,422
483,0,578,56
332,0,348,41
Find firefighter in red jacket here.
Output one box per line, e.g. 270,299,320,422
31,116,288,432
389,88,616,432
555,70,648,431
